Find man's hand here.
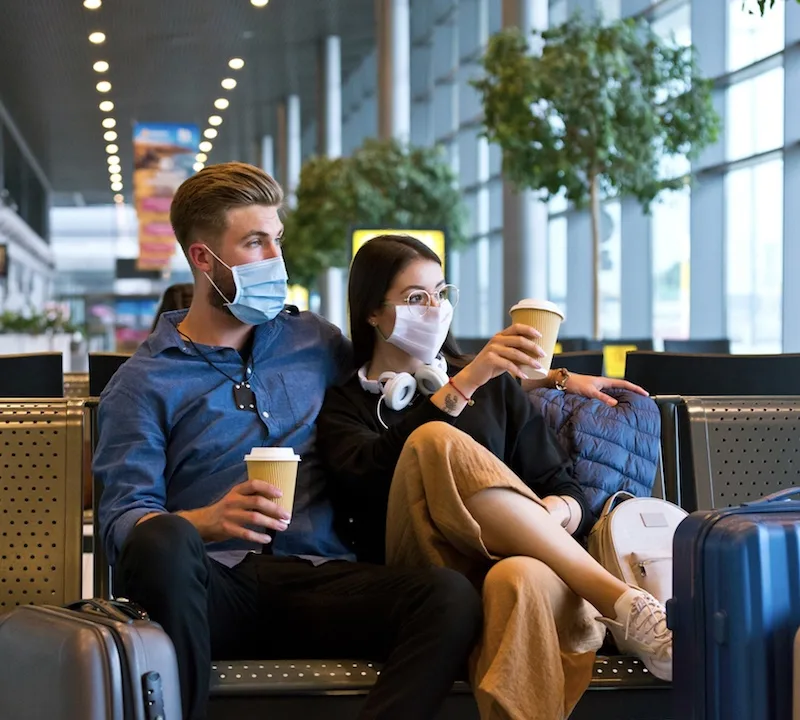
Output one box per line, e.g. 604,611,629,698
177,478,291,544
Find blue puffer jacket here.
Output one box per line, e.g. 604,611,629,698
527,387,660,522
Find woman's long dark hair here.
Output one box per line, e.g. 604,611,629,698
349,234,465,369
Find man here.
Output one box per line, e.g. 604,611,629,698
95,162,483,720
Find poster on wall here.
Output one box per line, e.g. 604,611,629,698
114,297,159,353
133,123,200,271
350,228,447,270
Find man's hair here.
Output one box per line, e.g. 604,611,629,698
170,162,284,254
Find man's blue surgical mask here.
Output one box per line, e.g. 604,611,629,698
203,245,288,325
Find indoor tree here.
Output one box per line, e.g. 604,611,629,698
756,0,798,13
474,12,719,339
282,138,467,289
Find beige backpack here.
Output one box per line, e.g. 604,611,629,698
588,491,688,605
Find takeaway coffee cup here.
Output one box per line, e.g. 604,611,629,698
509,299,565,379
244,447,301,515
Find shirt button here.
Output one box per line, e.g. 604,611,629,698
246,367,252,377
262,411,270,418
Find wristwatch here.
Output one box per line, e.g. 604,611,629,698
553,367,570,392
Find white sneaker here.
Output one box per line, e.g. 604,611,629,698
599,588,673,682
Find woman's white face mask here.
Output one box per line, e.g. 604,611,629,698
384,300,454,364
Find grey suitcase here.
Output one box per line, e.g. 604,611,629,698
0,599,182,720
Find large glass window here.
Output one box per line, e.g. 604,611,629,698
727,0,784,73
548,216,567,315
725,159,783,353
727,67,784,162
650,2,691,47
599,201,621,338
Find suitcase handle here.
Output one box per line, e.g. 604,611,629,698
747,488,800,505
66,599,149,624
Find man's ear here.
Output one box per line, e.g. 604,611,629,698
188,243,214,274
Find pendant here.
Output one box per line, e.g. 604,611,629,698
233,381,257,412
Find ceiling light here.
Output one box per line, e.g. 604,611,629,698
93,60,109,73
96,80,112,93
221,78,237,90
208,115,223,127
193,162,205,172
102,118,116,129
104,130,118,141
113,194,124,203
251,0,269,6
196,152,208,162
111,182,123,192
228,58,245,70
89,31,106,44
203,128,218,139
105,144,118,153
108,163,121,173
110,173,122,183
84,0,102,8
214,98,230,110
99,100,114,112
199,141,213,152
107,155,120,164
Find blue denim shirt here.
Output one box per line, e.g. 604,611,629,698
95,307,355,566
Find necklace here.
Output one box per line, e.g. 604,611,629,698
177,329,257,413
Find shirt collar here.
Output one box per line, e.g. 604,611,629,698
146,306,295,358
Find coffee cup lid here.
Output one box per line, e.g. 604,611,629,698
244,447,301,462
509,299,565,320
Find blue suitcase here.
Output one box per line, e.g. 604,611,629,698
668,489,800,720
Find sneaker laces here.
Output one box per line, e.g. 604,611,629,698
624,593,671,658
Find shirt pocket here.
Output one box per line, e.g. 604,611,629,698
279,369,327,430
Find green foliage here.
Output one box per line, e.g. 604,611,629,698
473,12,720,212
755,0,799,14
282,138,467,288
0,306,77,335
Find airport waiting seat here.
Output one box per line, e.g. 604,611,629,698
88,352,130,397
0,399,87,615
625,352,800,397
0,352,63,398
662,338,730,354
554,351,604,377
677,396,800,513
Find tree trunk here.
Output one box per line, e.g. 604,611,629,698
589,173,601,340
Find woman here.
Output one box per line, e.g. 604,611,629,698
317,235,671,720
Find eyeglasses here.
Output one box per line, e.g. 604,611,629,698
385,284,460,317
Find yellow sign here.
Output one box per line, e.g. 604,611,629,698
351,229,446,270
603,345,638,379
554,342,563,355
286,285,309,312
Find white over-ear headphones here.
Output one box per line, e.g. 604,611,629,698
358,356,449,424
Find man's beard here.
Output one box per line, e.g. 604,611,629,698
207,265,237,315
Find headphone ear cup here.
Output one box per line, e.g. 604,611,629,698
383,372,417,411
415,365,449,397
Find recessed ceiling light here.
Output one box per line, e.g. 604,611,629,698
214,98,230,110
99,100,114,112
113,193,124,203
221,78,237,90
110,173,122,183
203,128,218,139
199,141,213,152
251,0,269,6
89,32,106,44
84,0,102,9
111,182,123,192
196,153,208,162
104,130,118,141
228,58,245,70
193,162,205,172
93,60,109,73
96,81,112,93
208,115,223,127
105,144,119,154
102,118,116,129
108,163,122,173
107,155,120,164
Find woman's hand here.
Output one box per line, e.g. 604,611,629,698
556,373,648,408
456,324,545,393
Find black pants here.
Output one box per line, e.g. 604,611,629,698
115,514,483,720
